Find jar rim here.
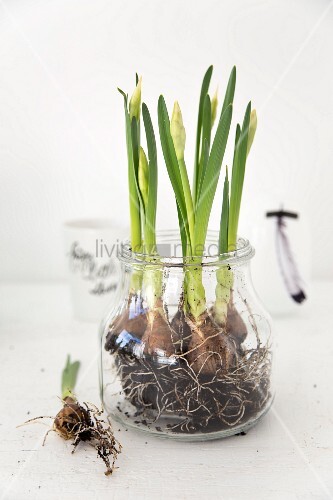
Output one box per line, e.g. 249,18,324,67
118,230,255,267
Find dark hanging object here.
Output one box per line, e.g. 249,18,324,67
266,209,306,304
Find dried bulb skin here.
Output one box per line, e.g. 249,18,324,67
117,314,147,338
105,293,148,353
142,306,175,357
226,303,247,344
170,308,192,353
186,312,238,375
212,290,248,345
54,400,92,441
126,294,148,337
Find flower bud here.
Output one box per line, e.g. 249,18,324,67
247,109,257,156
211,88,218,126
138,146,149,209
170,101,186,160
129,77,142,121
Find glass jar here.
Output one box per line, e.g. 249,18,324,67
100,231,274,440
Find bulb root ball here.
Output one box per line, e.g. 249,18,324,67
21,398,121,476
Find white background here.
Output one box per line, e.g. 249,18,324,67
1,0,332,282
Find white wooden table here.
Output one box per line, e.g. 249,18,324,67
0,282,332,500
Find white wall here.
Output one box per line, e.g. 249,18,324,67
1,0,332,282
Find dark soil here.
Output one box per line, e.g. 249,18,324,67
104,300,271,435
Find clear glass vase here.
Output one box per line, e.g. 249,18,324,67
100,231,274,440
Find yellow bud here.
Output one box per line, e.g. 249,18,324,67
138,146,149,209
247,109,257,156
129,77,142,121
170,101,186,160
211,87,218,126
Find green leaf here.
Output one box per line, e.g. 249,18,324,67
61,355,80,400
202,94,212,149
142,103,158,252
119,91,141,251
117,87,128,102
138,147,149,210
158,95,191,247
221,66,236,116
177,203,187,257
196,94,212,205
194,103,233,253
131,117,139,175
178,157,195,246
193,66,236,254
219,166,229,254
233,123,241,163
131,117,144,215
228,102,252,250
193,65,213,204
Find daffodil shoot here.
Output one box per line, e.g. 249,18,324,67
103,67,272,438
19,356,121,476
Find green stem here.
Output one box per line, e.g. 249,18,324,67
219,167,229,254
128,115,143,293
129,269,143,294
129,186,142,252
143,259,163,310
185,262,206,319
215,267,233,324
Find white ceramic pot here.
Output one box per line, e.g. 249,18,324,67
64,219,127,322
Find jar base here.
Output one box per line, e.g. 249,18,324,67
105,395,274,442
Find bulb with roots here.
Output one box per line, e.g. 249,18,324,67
185,311,238,375
19,397,122,476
